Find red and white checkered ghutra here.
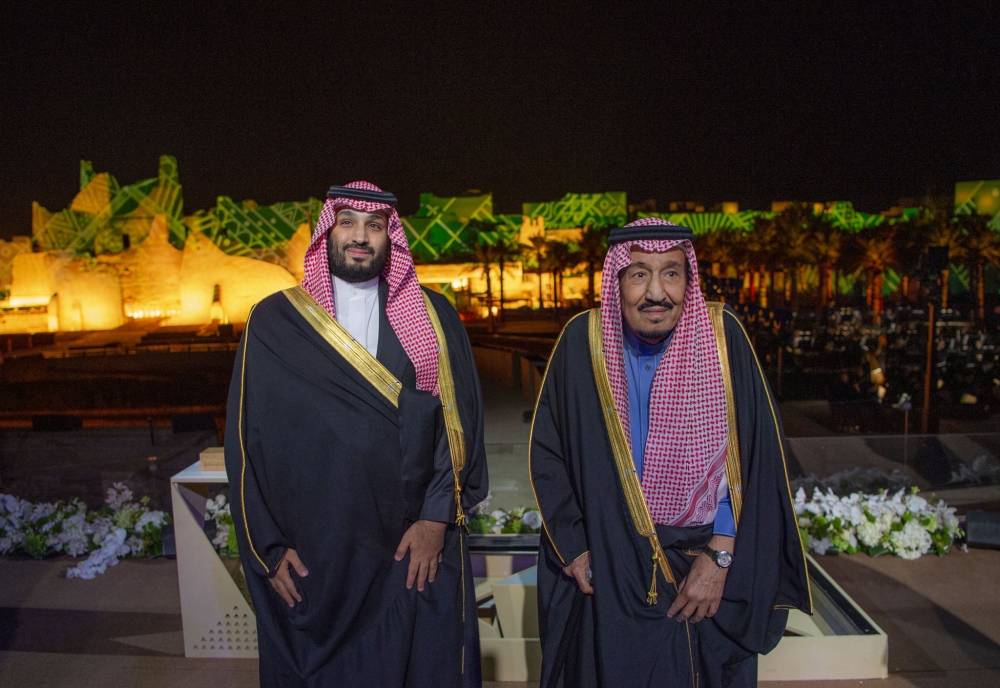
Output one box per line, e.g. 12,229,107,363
301,180,440,394
600,218,729,526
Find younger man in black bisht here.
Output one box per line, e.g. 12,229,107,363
530,219,811,687
225,181,487,687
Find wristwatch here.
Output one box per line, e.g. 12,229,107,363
697,545,733,569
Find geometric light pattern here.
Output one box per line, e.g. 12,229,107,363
522,192,627,229
638,210,767,234
186,196,322,259
954,179,1000,230
640,201,914,235
403,192,496,261
402,192,521,262
33,156,186,254
28,158,979,269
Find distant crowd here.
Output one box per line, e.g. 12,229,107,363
729,302,1000,432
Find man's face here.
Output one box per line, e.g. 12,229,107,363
619,247,688,342
328,208,390,282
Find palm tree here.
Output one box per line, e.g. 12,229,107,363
957,214,1000,322
578,223,610,306
544,240,579,315
808,213,842,310
494,228,522,321
470,219,499,331
696,228,726,294
845,226,896,323
524,234,548,309
698,228,731,277
747,216,782,307
544,240,565,311
926,217,968,311
891,214,931,305
697,227,746,302
773,204,814,308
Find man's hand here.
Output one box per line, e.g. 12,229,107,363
667,536,733,623
269,548,309,608
562,551,593,595
394,520,446,592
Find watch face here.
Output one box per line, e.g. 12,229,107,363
716,550,733,568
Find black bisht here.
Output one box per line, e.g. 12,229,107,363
224,285,487,687
530,307,812,688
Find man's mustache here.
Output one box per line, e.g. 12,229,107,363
639,299,675,311
340,241,374,255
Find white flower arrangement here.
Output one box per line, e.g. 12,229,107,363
204,493,240,556
466,494,542,535
199,491,540,548
794,486,962,559
0,482,170,579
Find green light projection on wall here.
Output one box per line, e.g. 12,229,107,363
27,157,994,292
402,192,522,262
33,156,185,254
522,192,627,229
955,180,1000,230
638,202,905,235
186,197,322,259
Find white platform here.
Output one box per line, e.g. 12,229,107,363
170,459,257,658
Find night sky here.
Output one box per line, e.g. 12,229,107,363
2,3,998,238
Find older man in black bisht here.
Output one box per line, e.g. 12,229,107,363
530,218,811,687
225,181,487,687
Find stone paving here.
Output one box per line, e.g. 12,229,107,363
2,550,999,687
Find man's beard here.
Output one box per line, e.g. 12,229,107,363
329,239,388,283
635,299,679,341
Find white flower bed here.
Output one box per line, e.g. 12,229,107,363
794,487,962,559
0,483,169,579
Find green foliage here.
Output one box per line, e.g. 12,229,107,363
23,530,50,559
795,486,962,559
466,506,543,535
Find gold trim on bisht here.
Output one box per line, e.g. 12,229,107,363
284,285,475,667
422,292,468,526
707,301,744,525
421,291,473,674
587,309,675,604
527,310,590,567
282,286,403,406
283,286,470,527
236,303,270,574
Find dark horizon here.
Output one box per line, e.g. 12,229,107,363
2,3,998,238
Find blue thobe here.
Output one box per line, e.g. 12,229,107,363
623,325,735,536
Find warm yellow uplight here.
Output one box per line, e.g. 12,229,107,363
8,296,51,308
173,232,295,325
